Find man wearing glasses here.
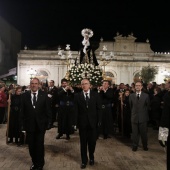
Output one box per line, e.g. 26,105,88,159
74,79,102,169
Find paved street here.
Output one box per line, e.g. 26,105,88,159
0,124,166,170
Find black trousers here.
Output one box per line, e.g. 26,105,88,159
79,125,97,164
131,122,148,148
51,107,57,123
26,130,45,167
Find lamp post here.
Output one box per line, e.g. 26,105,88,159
58,44,75,80
161,69,170,82
99,45,113,79
27,68,37,80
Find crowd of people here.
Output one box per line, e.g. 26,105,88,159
0,79,170,169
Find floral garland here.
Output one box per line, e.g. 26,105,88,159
68,63,103,86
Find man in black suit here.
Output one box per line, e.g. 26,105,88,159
20,78,52,170
159,90,170,170
129,81,150,152
114,83,125,133
47,80,59,126
98,80,114,139
74,78,102,169
56,78,75,140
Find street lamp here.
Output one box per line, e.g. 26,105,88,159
27,68,37,80
58,44,75,70
99,45,114,79
58,44,75,80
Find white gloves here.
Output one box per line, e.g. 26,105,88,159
158,127,169,147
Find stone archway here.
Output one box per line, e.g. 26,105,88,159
105,71,115,84
133,72,142,83
35,69,49,83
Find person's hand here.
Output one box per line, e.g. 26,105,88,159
48,94,52,98
69,86,73,91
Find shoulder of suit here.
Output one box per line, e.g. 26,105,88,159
141,92,148,96
38,90,47,95
129,92,135,96
53,86,58,90
23,90,30,95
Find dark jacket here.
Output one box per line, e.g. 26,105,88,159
20,90,52,132
74,90,102,129
129,92,150,123
160,91,170,128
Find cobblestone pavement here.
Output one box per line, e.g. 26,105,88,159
0,124,166,170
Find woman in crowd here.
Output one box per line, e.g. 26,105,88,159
8,86,23,145
0,84,8,124
122,89,132,138
150,87,162,130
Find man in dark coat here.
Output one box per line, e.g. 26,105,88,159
20,78,52,170
159,90,170,170
129,81,150,152
114,83,125,133
98,80,114,139
74,78,102,169
56,78,75,140
47,80,59,126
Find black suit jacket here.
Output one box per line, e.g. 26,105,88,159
129,92,150,123
20,90,52,132
74,90,102,129
160,91,170,128
47,86,59,107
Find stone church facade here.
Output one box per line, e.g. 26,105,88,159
17,33,170,86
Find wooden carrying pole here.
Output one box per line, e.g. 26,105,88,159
120,92,124,137
6,92,11,144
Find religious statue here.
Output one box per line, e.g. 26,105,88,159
79,28,99,66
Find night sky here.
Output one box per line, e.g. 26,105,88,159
0,1,169,52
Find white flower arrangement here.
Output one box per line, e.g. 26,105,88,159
68,63,103,86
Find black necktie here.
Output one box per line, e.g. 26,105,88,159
85,93,89,108
33,93,36,106
137,93,140,100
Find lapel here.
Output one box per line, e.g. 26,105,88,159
36,90,43,106
80,91,86,102
132,93,138,103
26,91,33,106
89,90,94,102
139,92,144,101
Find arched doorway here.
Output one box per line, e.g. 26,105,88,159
133,72,142,83
35,69,49,84
104,71,115,84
